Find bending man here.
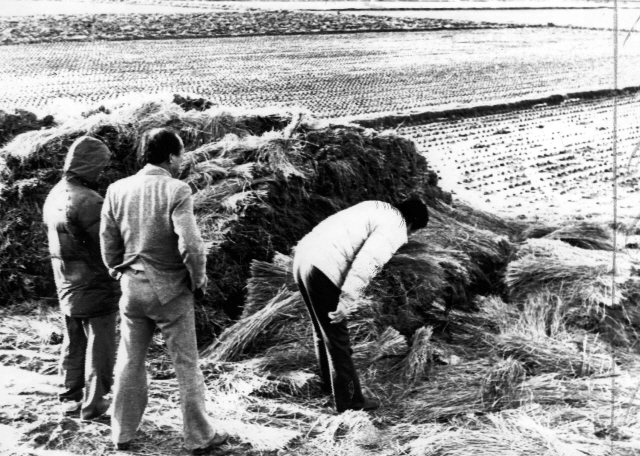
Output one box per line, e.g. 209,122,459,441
43,136,120,421
293,199,428,413
100,128,227,454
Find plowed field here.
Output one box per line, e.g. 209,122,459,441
1,28,640,118
402,95,640,223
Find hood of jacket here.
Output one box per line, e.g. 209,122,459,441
63,136,111,184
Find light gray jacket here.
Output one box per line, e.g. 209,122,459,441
100,164,207,305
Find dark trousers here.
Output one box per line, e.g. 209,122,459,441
59,311,117,420
294,264,365,412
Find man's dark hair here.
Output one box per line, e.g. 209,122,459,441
138,128,183,166
396,197,429,230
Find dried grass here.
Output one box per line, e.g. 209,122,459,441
317,410,380,447
401,326,435,385
480,357,527,411
352,326,409,364
492,333,614,378
212,419,301,451
245,253,297,317
409,411,587,456
400,360,493,423
254,339,316,373
506,239,632,308
201,289,305,362
544,222,615,251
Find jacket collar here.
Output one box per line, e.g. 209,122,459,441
139,164,172,177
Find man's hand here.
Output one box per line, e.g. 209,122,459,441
194,275,209,299
329,294,358,324
328,307,348,324
194,287,205,300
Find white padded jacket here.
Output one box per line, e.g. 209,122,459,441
293,201,408,299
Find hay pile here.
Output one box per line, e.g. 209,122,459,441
0,96,447,333
0,97,292,307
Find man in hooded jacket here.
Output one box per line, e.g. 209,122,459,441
43,136,120,421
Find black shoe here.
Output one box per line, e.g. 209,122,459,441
191,431,229,455
81,398,111,422
82,413,111,424
116,441,132,452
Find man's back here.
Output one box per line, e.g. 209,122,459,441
101,164,206,304
294,200,407,295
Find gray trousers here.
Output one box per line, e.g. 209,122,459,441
59,311,117,420
112,269,215,450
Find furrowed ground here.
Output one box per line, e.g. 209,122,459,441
399,94,640,224
1,28,640,118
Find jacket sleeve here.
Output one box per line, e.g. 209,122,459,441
172,184,207,291
100,187,125,279
341,218,407,300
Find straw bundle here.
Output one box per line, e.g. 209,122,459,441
423,206,513,299
544,222,615,251
373,327,409,362
245,253,297,317
479,357,526,411
409,412,586,456
252,129,306,179
212,419,301,452
401,326,435,385
469,295,519,334
370,242,474,335
201,289,305,362
352,326,409,364
491,332,613,378
400,360,491,423
318,410,380,447
520,223,559,240
506,239,631,308
441,201,526,237
254,340,316,373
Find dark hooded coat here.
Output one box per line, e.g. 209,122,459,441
43,136,120,317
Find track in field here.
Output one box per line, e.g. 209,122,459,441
402,95,640,223
1,28,640,118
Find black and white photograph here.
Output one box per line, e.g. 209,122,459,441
0,0,639,454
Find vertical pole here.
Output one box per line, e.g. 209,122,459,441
610,0,619,449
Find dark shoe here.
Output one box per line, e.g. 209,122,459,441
347,397,380,412
115,441,132,452
82,413,111,425
60,400,81,417
191,431,229,455
81,398,111,422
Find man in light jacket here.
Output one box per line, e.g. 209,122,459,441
100,128,227,454
43,136,120,421
293,199,429,413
